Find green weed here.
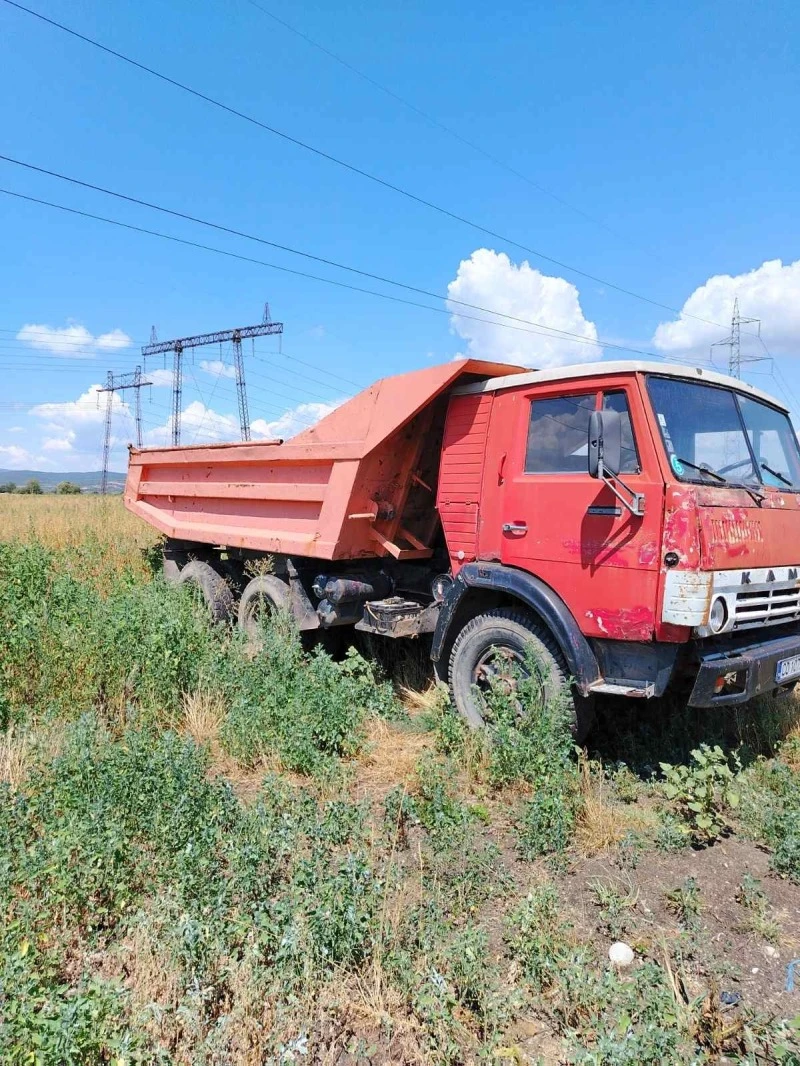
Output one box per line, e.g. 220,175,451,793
664,876,702,931
589,876,639,939
735,873,780,943
660,744,741,844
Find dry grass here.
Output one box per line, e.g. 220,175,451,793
352,716,433,803
0,494,158,574
0,727,31,790
574,754,654,855
181,689,225,748
0,721,65,790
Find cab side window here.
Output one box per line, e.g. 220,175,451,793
602,391,640,474
525,389,640,474
525,393,595,473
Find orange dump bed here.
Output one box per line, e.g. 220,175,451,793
125,359,521,561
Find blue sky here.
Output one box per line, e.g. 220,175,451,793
0,0,798,471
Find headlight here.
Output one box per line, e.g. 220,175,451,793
708,597,728,634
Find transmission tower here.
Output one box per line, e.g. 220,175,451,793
231,331,251,440
98,365,152,495
141,308,284,445
711,298,764,378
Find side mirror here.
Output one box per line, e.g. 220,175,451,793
588,409,622,478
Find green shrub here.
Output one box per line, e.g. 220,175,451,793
517,784,576,858
735,873,780,943
506,883,576,992
0,541,214,719
383,755,471,851
222,623,395,774
738,758,800,882
660,744,741,843
480,651,575,788
0,715,383,1059
506,887,696,1063
0,541,400,775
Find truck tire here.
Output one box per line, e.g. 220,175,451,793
163,557,182,584
448,607,593,742
237,575,290,639
177,560,235,623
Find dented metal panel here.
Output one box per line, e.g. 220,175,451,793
662,570,712,626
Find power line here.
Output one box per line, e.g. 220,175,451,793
0,0,735,329
242,0,656,256
140,313,284,444
0,184,699,365
0,330,365,389
0,153,622,350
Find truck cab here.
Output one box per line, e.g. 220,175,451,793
437,362,800,730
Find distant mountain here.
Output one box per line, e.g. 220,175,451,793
0,469,126,493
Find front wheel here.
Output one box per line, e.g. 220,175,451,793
448,608,593,742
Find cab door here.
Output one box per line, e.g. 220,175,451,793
500,380,663,641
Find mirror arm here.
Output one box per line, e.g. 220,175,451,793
598,460,646,517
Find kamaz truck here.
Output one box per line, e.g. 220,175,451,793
125,358,800,737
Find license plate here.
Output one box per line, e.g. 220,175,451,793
775,654,800,684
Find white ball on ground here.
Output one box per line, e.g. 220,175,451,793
609,941,635,967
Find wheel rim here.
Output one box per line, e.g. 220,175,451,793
246,592,275,628
471,644,545,719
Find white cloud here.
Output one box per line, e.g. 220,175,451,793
0,444,36,469
147,368,175,387
446,248,601,368
252,400,340,441
0,390,341,475
16,321,132,358
31,385,131,429
27,385,135,469
143,397,341,448
144,401,239,448
653,259,800,358
199,359,237,380
42,433,76,453
94,329,131,350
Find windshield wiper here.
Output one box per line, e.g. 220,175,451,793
760,461,792,487
673,457,726,483
673,456,765,505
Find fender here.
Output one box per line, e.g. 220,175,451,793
431,562,601,693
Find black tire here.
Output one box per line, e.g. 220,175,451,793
177,560,235,623
163,557,182,584
448,607,593,742
237,575,290,639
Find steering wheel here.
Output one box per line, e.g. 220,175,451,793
716,458,754,477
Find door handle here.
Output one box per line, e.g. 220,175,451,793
502,522,528,534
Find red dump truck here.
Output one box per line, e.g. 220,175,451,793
125,357,800,736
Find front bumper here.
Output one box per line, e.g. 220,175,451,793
688,626,800,707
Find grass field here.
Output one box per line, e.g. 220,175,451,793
2,494,800,1064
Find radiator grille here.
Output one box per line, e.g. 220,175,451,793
733,583,800,630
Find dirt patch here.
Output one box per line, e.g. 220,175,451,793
558,836,800,1018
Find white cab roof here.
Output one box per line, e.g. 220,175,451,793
452,360,788,412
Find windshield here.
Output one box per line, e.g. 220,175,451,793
646,376,800,490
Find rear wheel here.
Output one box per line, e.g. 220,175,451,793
237,575,290,639
448,607,593,741
177,560,235,623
